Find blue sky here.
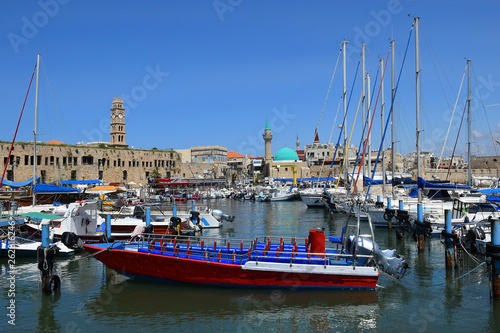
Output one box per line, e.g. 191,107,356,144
1,0,499,160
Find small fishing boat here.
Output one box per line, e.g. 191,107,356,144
84,228,407,289
0,236,74,257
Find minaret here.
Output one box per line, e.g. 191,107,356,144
296,134,300,151
262,119,273,177
313,129,320,146
110,97,128,148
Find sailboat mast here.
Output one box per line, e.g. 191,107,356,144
367,73,371,179
342,40,348,187
467,59,472,186
380,57,386,197
415,17,421,203
33,53,40,206
362,44,366,181
391,40,395,198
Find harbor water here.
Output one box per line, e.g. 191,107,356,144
2,199,500,332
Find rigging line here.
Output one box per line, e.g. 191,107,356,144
41,57,74,145
0,64,37,187
472,64,498,156
346,66,380,197
446,101,468,181
363,53,392,201
353,49,391,195
335,93,363,191
324,58,361,191
421,27,453,110
315,48,343,141
436,63,468,170
313,50,344,182
360,24,414,199
318,98,343,180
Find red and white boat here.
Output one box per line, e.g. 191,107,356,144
84,229,408,289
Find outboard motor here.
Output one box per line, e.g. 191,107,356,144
190,211,201,225
211,209,235,222
345,234,408,279
133,205,145,219
170,216,182,229
61,232,84,250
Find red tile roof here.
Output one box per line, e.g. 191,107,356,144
227,151,244,158
46,140,65,145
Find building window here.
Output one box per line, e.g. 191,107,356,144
114,160,117,167
71,170,77,180
208,156,211,163
202,155,206,162
45,157,48,166
6,170,13,181
194,157,198,163
145,171,149,178
40,170,46,182
99,170,103,180
123,170,127,180
74,157,78,165
24,155,29,165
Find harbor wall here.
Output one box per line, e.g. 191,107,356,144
0,142,180,185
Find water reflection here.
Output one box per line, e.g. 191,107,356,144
83,270,380,332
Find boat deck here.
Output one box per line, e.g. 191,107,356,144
97,238,360,267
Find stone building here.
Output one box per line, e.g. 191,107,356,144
0,97,180,185
0,141,179,184
176,146,227,180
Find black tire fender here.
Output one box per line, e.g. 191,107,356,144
43,275,61,293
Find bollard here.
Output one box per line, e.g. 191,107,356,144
417,203,424,250
490,218,500,298
10,201,17,217
38,223,60,293
106,215,112,240
41,223,50,248
387,198,393,229
173,204,177,217
399,200,404,211
146,208,151,226
444,209,453,269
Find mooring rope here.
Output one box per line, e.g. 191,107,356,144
379,261,486,287
67,242,116,262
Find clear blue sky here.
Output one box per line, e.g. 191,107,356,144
1,0,499,160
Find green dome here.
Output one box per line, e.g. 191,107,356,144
274,147,299,162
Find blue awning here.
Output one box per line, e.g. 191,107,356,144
59,180,102,185
417,177,470,190
478,188,500,195
0,176,39,188
33,184,81,194
274,177,337,182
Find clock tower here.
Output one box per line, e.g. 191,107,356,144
110,97,128,148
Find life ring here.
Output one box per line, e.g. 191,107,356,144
43,275,61,293
75,201,86,204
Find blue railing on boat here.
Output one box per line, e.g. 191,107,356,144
103,234,373,267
